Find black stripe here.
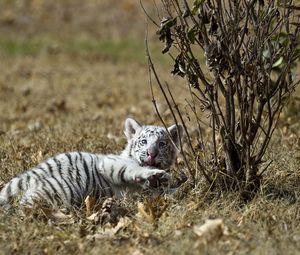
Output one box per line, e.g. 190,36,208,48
67,160,81,198
36,163,48,174
74,153,83,190
64,155,75,190
79,152,85,172
78,152,84,161
40,186,55,204
43,179,58,195
51,176,69,203
89,155,97,195
118,166,127,183
101,176,113,197
76,152,86,186
110,166,115,180
46,162,54,177
43,179,64,205
94,164,104,187
128,142,133,157
5,182,12,198
66,175,80,203
94,158,113,197
33,190,44,204
33,178,55,205
82,157,90,193
35,167,50,178
65,153,74,179
90,158,101,198
63,178,76,204
93,187,101,198
52,158,68,188
53,157,75,204
17,178,23,191
33,178,39,186
65,153,73,166
53,157,63,177
31,170,43,180
90,158,100,198
25,174,31,189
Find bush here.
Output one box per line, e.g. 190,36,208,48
144,0,300,199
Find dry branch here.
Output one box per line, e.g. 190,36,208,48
143,0,300,197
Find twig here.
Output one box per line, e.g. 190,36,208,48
140,0,160,27
145,30,196,184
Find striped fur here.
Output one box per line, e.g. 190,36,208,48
0,118,183,208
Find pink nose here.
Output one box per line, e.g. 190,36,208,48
147,150,157,159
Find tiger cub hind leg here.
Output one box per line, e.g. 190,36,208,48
19,189,45,208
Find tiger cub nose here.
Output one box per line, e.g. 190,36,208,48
147,149,158,159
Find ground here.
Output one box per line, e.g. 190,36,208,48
0,1,300,254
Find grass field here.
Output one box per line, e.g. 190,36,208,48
0,1,300,254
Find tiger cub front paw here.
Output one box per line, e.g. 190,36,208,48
136,169,170,188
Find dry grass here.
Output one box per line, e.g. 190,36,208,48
0,1,300,254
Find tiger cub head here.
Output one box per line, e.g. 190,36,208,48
122,117,184,169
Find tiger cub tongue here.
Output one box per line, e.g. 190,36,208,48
144,157,156,167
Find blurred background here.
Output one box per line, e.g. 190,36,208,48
0,0,183,170
0,0,151,55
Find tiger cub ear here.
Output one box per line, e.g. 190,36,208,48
168,124,184,149
124,118,142,139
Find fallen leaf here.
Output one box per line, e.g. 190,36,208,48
31,150,44,164
85,195,96,217
132,249,144,255
28,121,43,132
193,218,228,245
87,212,100,222
86,198,129,226
87,217,131,239
137,202,155,223
51,210,73,220
22,204,75,225
137,197,168,224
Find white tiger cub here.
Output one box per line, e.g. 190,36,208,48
0,118,183,208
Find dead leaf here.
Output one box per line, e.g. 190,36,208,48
107,132,120,143
86,198,129,226
87,217,131,240
137,202,155,223
132,249,144,255
86,212,100,222
51,210,73,220
193,218,228,245
31,150,44,164
28,121,43,132
22,204,75,225
137,197,168,224
85,195,96,217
